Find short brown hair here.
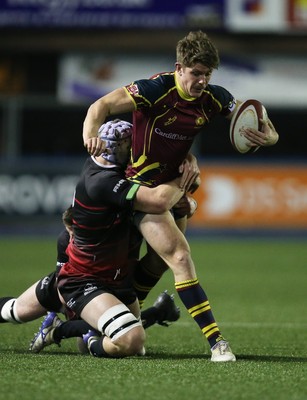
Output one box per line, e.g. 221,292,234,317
176,30,220,69
62,205,73,229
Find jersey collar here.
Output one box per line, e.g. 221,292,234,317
174,71,197,102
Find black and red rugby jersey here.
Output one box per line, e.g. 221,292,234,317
62,157,140,279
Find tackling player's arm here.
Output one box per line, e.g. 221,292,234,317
132,153,200,214
83,88,135,156
133,178,185,214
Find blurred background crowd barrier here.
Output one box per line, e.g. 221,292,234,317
0,0,306,236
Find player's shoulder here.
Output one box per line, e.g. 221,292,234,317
134,72,175,100
150,71,175,84
204,84,235,113
206,83,233,98
85,157,120,176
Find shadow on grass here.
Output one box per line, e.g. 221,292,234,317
4,350,307,363
137,352,307,363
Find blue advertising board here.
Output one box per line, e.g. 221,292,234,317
0,0,225,29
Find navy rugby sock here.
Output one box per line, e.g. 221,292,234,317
175,278,224,348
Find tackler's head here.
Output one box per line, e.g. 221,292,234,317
98,119,133,166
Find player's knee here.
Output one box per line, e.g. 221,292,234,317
114,326,146,356
97,303,145,356
174,248,191,263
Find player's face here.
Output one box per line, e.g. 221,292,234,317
116,137,132,166
176,63,213,97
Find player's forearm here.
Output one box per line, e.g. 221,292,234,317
134,180,184,214
83,100,109,144
155,180,185,211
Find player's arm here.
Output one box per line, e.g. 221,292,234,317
133,178,185,214
83,87,135,156
226,99,279,148
178,152,200,193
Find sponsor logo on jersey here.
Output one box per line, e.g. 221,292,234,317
228,99,237,112
155,127,192,141
67,298,76,309
40,276,50,290
113,179,126,193
84,283,98,296
113,268,121,280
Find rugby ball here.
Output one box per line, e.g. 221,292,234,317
230,99,268,154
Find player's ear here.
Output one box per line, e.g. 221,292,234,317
175,63,183,73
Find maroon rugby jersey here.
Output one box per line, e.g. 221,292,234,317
124,71,236,187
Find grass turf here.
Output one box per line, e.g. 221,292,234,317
0,237,306,400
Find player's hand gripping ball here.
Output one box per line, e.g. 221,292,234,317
230,99,268,154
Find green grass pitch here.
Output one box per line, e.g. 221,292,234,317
0,237,306,400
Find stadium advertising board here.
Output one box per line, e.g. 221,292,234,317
225,0,307,32
0,0,224,29
190,163,307,229
1,163,307,231
0,1,305,31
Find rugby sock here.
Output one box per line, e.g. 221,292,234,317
175,278,224,348
133,261,163,308
88,336,113,358
53,320,93,343
0,297,14,323
0,297,22,323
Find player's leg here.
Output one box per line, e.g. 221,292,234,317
57,274,145,358
29,312,94,353
30,290,180,353
80,294,145,358
133,246,168,308
133,215,187,308
0,281,47,324
29,271,94,352
129,223,180,327
138,211,235,362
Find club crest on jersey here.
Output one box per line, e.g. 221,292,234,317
127,83,139,96
195,117,205,126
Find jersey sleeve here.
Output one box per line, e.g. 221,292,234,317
124,76,167,109
207,84,237,116
87,169,140,210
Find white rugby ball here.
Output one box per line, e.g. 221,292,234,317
230,99,268,154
